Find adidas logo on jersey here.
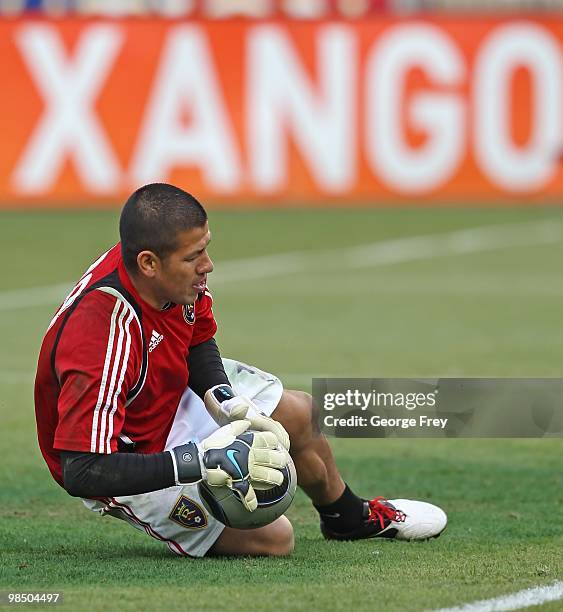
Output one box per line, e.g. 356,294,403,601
148,329,164,353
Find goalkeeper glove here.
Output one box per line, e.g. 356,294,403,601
168,420,287,512
204,384,290,451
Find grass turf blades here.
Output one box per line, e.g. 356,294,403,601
0,208,562,611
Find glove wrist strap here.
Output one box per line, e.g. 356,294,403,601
208,384,236,403
169,442,203,485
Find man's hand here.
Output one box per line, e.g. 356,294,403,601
204,384,290,451
169,420,288,512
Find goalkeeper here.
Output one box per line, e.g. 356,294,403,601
34,183,446,557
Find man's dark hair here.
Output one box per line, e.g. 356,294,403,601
120,183,207,273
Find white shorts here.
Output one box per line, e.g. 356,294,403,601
82,359,284,558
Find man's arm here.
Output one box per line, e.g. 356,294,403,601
188,337,290,450
61,422,289,512
61,337,231,498
187,337,230,399
61,450,177,498
190,339,291,451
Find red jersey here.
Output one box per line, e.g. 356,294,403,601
35,244,217,487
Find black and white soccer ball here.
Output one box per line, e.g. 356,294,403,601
198,439,297,529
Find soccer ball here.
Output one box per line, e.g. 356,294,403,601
198,443,297,529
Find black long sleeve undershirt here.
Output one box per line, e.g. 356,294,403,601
187,337,230,399
61,338,229,498
61,450,176,498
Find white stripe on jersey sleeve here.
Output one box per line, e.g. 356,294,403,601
97,287,141,330
96,288,146,416
88,288,144,453
97,301,129,453
90,299,122,453
104,305,134,453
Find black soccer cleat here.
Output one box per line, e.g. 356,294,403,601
320,496,447,541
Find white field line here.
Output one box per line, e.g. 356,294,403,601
243,276,563,298
212,218,563,283
0,282,73,312
1,218,562,313
0,371,35,384
433,581,563,612
0,370,35,385
349,218,563,269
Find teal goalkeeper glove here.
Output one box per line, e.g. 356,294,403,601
168,420,288,512
204,385,290,451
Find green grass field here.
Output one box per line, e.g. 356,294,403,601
0,208,562,611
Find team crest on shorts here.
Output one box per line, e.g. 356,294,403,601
169,495,207,529
182,304,196,325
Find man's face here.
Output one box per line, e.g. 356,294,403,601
154,222,213,306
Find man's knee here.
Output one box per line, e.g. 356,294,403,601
272,390,317,449
209,515,294,557
260,515,294,556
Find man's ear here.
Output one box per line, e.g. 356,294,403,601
136,251,159,278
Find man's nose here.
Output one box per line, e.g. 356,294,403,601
199,252,214,274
